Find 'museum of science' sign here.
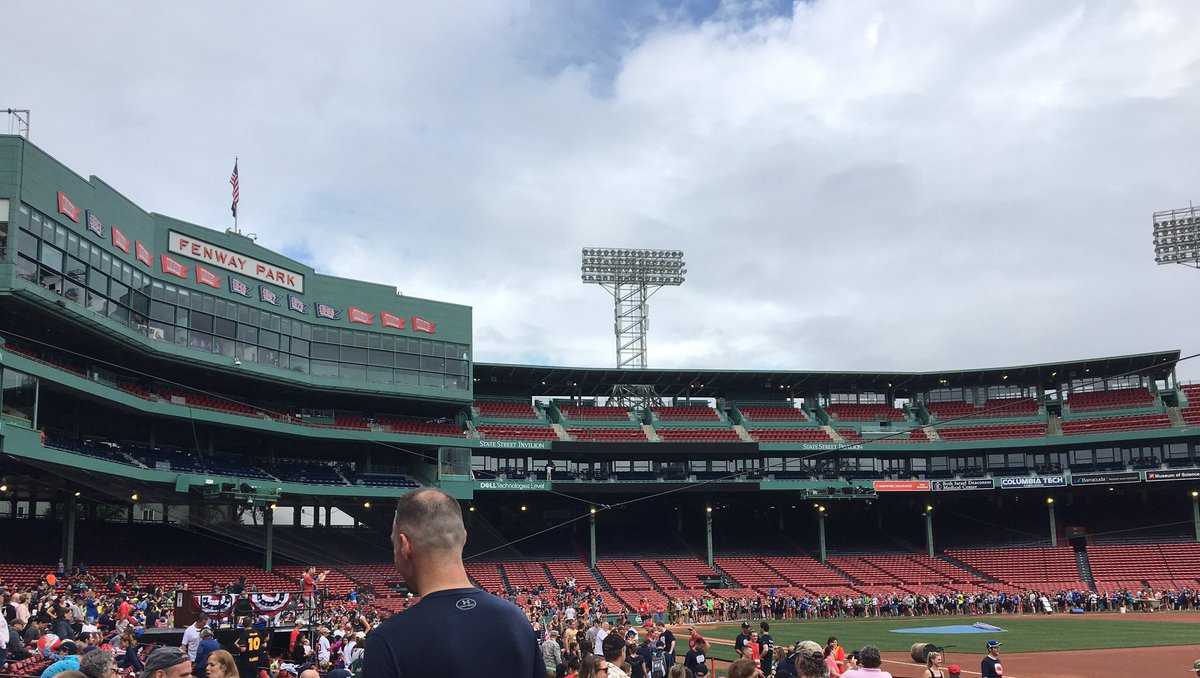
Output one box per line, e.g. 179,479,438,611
169,231,305,293
998,475,1066,489
1146,469,1200,483
475,480,549,491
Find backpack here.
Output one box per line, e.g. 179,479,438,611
651,647,666,678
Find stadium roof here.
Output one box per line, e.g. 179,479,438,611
474,350,1182,398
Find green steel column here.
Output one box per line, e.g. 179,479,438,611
817,509,827,564
589,509,597,568
264,505,275,572
1047,498,1058,547
924,507,934,558
705,507,714,567
1192,492,1199,543
63,494,77,573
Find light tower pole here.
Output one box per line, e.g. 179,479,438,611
581,247,686,408
3,109,30,139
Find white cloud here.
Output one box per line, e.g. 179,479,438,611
5,0,1200,379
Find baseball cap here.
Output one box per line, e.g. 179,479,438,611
741,622,751,629
986,640,1002,649
947,665,962,676
1193,659,1200,670
140,647,189,678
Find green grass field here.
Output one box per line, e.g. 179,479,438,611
693,615,1200,660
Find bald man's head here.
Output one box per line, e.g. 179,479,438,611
299,669,320,678
391,489,468,576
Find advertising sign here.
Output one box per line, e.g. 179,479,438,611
475,480,549,491
1071,471,1141,486
1146,469,1200,483
872,480,931,492
931,478,995,492
998,475,1067,489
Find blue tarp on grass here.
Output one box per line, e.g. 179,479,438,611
891,622,1006,635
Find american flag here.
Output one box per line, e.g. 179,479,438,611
230,158,240,218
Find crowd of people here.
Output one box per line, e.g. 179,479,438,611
0,564,394,678
4,485,1200,678
498,582,1200,628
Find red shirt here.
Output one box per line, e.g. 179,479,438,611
302,574,315,595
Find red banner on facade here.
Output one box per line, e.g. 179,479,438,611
348,307,375,325
872,480,931,492
135,242,152,267
196,265,221,288
111,226,131,253
57,191,81,223
160,254,189,279
380,312,405,329
412,316,436,334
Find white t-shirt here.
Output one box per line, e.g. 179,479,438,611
594,628,608,655
564,606,576,621
318,636,331,662
181,624,202,661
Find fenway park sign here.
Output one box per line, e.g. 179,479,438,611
168,231,305,293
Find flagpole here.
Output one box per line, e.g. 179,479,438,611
233,156,239,234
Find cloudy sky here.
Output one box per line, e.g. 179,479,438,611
6,0,1200,378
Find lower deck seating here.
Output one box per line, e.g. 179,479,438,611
750,428,832,443
652,406,721,422
827,404,905,421
568,428,647,442
375,417,465,436
738,406,808,422
945,546,1079,583
1067,387,1155,412
1060,414,1172,435
476,424,558,440
656,428,741,443
936,423,1046,440
475,401,538,419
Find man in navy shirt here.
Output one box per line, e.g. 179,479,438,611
363,489,545,678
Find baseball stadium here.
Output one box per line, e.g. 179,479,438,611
4,135,1200,678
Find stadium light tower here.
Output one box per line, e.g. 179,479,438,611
1153,204,1200,268
4,109,30,139
581,247,686,369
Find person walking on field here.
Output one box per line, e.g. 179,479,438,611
362,488,546,678
980,641,1003,678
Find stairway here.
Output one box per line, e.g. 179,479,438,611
542,563,557,586
710,560,741,587
633,562,664,593
733,424,754,442
643,424,661,442
824,426,844,443
923,426,941,442
1168,407,1185,427
1075,546,1096,591
939,553,996,583
590,564,616,595
657,560,691,589
1047,415,1063,436
498,564,514,591
551,423,571,441
822,559,862,585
